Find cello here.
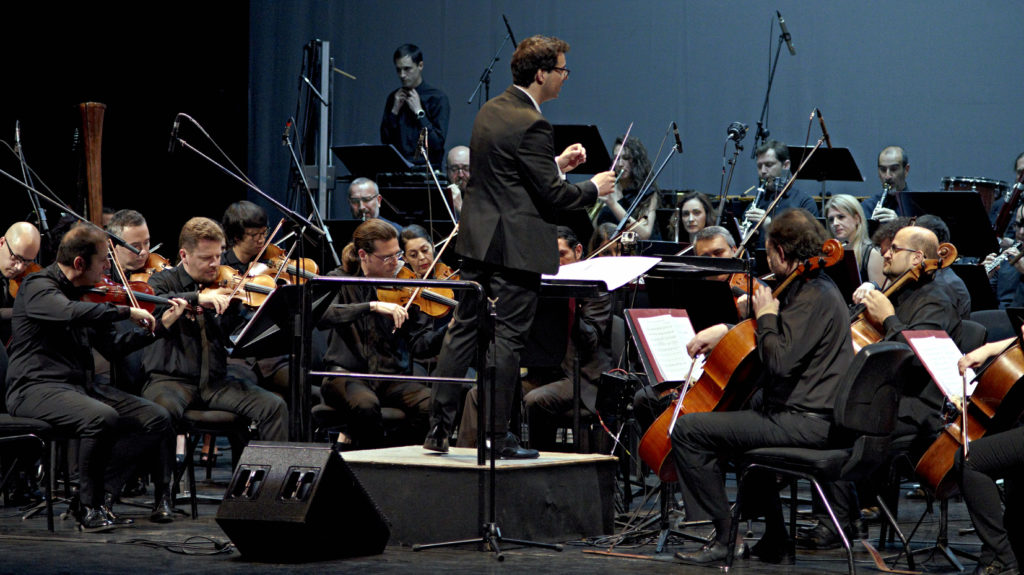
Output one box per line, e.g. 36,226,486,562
915,339,1024,498
639,238,844,481
848,242,957,350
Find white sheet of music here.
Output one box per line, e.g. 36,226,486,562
905,334,977,408
636,314,704,382
544,256,661,292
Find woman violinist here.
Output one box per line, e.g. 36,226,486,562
398,225,455,373
315,220,433,448
954,328,1024,575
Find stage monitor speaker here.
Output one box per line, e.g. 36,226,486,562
215,442,390,562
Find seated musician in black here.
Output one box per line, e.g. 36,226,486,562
142,217,288,442
220,200,290,396
317,219,432,448
5,225,189,530
802,225,964,549
956,333,1024,575
672,208,854,565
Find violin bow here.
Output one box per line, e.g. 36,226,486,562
107,240,141,310
400,223,460,315
227,218,286,303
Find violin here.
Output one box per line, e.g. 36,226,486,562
261,243,319,284
129,252,174,283
915,339,1024,498
848,242,957,351
639,238,844,481
201,265,282,308
83,276,175,313
8,262,44,298
376,266,458,318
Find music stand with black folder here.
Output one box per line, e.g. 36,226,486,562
898,190,999,258
552,125,612,175
952,264,999,312
644,278,739,333
825,248,862,303
788,145,865,215
230,284,336,441
331,144,414,178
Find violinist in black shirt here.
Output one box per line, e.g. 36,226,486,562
5,225,189,531
142,217,288,442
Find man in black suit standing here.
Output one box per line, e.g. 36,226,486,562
423,35,615,458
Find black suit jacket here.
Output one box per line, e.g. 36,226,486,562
457,86,598,275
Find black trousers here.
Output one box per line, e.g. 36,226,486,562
954,426,1024,570
671,409,832,544
7,382,174,507
321,375,430,447
144,372,288,442
429,259,539,437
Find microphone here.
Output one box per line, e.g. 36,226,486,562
502,14,517,48
167,115,181,154
726,121,748,142
672,121,683,152
816,108,832,148
777,10,796,56
281,119,292,146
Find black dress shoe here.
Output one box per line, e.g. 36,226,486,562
751,536,796,564
486,433,539,460
795,523,842,550
423,425,450,453
102,492,134,526
76,505,116,533
974,560,1021,575
150,493,174,524
675,541,730,564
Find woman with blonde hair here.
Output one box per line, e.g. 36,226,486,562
824,194,883,286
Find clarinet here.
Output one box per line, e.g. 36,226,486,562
871,183,892,220
739,180,766,240
985,241,1024,277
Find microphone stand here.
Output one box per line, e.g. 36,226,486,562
14,123,52,254
715,135,745,226
172,115,323,441
282,118,341,268
467,29,513,106
0,166,140,255
751,23,789,158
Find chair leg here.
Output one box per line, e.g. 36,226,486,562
808,478,855,575
44,441,54,532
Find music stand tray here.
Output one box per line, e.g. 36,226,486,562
229,284,334,359
332,144,413,177
787,146,864,183
898,191,998,258
552,125,611,175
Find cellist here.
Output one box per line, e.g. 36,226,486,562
954,329,1024,575
673,209,854,566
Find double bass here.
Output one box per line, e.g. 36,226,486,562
639,238,844,481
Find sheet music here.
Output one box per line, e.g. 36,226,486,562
545,256,660,292
905,334,977,407
636,314,704,382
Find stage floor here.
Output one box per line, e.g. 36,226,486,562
0,442,987,574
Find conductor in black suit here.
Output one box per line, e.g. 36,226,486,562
423,35,615,458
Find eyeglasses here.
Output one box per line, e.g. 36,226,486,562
243,228,268,241
548,66,571,79
368,250,404,265
887,244,922,256
3,237,33,266
350,195,379,205
447,165,470,174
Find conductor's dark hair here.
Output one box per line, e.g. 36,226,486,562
511,35,570,88
393,44,422,64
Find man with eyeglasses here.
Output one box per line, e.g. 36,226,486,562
347,177,403,233
423,35,616,459
445,145,470,218
0,222,41,341
317,219,432,448
797,225,963,551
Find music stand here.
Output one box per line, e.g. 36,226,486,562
229,284,336,441
951,264,999,312
332,144,414,177
554,208,596,251
639,241,690,257
644,278,739,333
788,146,864,184
824,248,862,303
552,125,611,175
898,191,999,258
